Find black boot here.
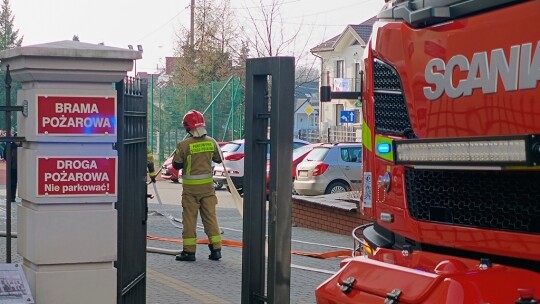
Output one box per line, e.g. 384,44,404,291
208,244,222,261
175,251,196,262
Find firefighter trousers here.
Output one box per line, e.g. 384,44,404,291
181,192,222,253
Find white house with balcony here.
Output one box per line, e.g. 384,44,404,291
310,16,377,142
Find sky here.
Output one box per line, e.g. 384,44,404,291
10,0,383,74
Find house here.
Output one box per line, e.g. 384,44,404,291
294,81,319,135
310,16,377,136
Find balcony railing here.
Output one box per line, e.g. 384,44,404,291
297,125,362,143
331,77,362,92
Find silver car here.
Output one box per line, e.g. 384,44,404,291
213,138,310,195
294,143,362,195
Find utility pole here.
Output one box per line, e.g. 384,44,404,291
190,0,195,47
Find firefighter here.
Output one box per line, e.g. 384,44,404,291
172,109,223,262
147,147,157,183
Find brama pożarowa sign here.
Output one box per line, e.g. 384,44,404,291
36,95,116,136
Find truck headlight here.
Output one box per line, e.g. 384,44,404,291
394,135,540,166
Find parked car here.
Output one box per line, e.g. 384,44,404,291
213,138,310,195
294,142,362,195
266,143,319,194
160,156,180,183
160,141,227,189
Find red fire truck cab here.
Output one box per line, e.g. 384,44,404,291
316,0,540,303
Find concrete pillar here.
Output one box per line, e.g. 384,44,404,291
0,40,141,304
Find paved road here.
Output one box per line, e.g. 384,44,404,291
146,180,352,303
0,172,354,303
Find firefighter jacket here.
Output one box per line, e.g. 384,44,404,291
147,148,157,178
173,135,222,195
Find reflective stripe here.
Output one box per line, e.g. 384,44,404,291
186,155,192,175
182,173,213,180
182,177,213,185
210,235,222,244
362,123,373,152
183,238,197,246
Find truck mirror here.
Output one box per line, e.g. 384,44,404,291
320,86,331,102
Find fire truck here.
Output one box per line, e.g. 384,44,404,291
316,0,540,303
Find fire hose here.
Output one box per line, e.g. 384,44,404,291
0,145,350,263
147,144,352,261
146,142,242,255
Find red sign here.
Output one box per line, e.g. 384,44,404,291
37,157,117,196
37,96,116,135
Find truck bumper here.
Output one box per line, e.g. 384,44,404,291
316,248,540,303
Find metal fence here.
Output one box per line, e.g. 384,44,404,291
148,75,364,165
148,77,244,164
297,125,362,143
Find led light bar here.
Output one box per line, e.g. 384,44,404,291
394,135,540,166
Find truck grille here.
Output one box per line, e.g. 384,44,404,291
373,59,413,136
405,168,540,234
373,60,401,90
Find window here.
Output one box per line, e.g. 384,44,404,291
305,147,330,161
341,147,362,163
354,63,361,92
336,60,344,78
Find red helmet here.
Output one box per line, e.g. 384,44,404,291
182,110,206,132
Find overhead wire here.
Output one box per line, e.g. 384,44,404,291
234,0,379,27
135,5,190,44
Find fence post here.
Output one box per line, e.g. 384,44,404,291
327,127,330,143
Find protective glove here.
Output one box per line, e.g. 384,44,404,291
150,173,157,183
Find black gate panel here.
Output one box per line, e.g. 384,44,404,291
242,57,295,304
115,77,148,304
1,66,25,263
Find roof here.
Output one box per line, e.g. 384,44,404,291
0,40,141,60
311,35,340,52
295,98,312,113
165,56,181,75
310,16,377,53
350,16,378,42
295,81,319,100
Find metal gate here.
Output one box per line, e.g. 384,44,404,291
1,66,25,264
115,77,148,304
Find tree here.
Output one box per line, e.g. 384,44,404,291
241,0,318,87
0,0,22,132
161,1,244,142
0,0,22,51
296,63,319,87
172,0,239,88
243,0,299,57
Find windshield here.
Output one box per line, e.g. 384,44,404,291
305,147,330,161
293,145,313,160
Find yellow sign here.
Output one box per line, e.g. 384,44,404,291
305,105,314,116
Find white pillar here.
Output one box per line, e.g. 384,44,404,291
0,40,141,304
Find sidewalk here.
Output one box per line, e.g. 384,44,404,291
0,160,7,185
145,185,351,303
0,169,352,303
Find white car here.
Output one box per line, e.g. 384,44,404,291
213,138,310,195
